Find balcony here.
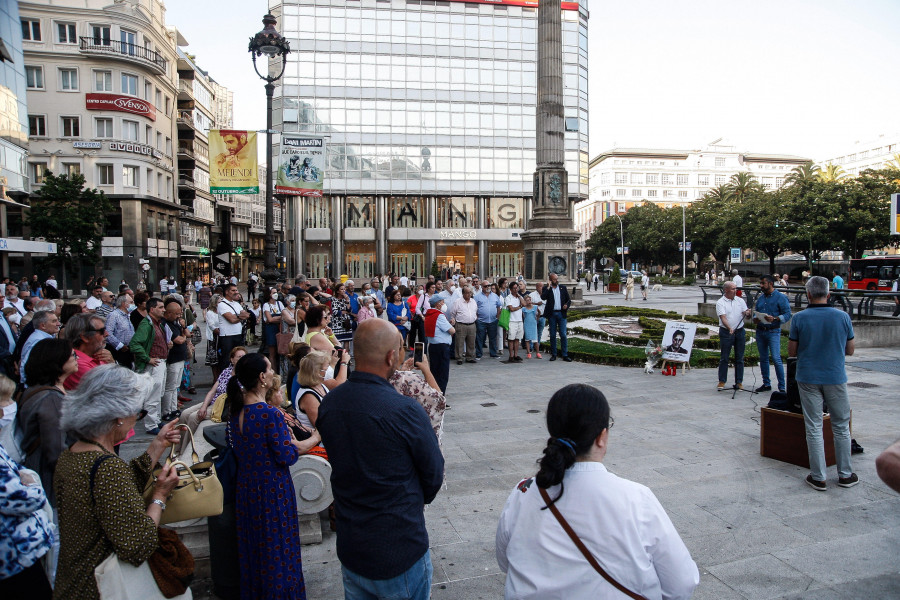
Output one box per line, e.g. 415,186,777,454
79,37,167,75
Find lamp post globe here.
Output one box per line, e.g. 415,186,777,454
248,14,291,284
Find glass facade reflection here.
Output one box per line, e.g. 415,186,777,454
274,0,589,278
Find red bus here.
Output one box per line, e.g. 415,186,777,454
848,257,900,290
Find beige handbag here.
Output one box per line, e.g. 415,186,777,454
142,424,223,525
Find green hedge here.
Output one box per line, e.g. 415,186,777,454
565,338,746,368
570,326,723,350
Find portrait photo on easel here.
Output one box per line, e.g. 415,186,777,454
661,321,698,362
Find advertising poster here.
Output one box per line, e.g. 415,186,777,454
661,321,697,363
209,130,259,194
276,135,325,197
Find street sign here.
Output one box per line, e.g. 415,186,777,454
623,246,629,255
730,248,741,263
215,252,230,263
678,242,692,251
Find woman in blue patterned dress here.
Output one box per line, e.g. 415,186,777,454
227,353,306,600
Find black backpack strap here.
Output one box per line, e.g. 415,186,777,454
89,453,117,506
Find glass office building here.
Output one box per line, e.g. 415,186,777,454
272,0,588,279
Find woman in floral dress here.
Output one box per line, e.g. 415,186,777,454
227,354,306,600
329,283,353,348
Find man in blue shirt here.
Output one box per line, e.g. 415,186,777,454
831,270,844,290
345,279,360,330
425,292,455,394
317,319,444,599
474,280,503,360
753,274,792,393
788,276,857,491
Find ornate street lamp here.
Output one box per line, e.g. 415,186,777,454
249,14,291,282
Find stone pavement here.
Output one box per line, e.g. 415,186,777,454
123,299,900,599
295,345,900,600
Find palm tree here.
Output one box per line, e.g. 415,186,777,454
884,153,900,170
818,163,847,183
704,184,734,202
784,161,820,187
728,171,763,202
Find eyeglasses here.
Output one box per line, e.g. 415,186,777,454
85,327,107,335
608,416,615,430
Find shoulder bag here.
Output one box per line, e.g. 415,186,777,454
142,424,223,525
89,454,193,599
498,307,511,331
538,487,648,600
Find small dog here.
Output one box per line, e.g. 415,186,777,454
652,284,663,292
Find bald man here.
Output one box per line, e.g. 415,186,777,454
317,319,444,598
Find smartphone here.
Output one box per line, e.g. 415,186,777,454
335,347,344,363
414,342,424,364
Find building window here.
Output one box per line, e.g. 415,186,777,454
437,197,475,228
31,163,48,184
676,174,689,185
146,168,153,193
661,173,672,185
615,202,625,212
21,19,41,41
630,173,643,184
645,173,658,185
156,132,162,150
61,116,80,137
614,172,627,184
122,120,139,141
145,125,152,144
120,29,136,55
647,189,657,197
155,89,162,108
601,172,610,185
123,166,138,187
601,189,611,197
345,196,375,228
165,137,171,155
98,164,114,185
776,177,785,188
25,66,43,89
165,96,170,115
715,157,725,167
631,189,642,197
678,190,688,198
60,68,78,91
28,115,46,137
487,197,525,229
57,22,77,44
91,25,111,45
121,73,138,96
94,70,112,91
698,175,709,186
95,117,113,138
715,175,727,186
388,197,425,228
63,163,81,177
144,81,152,101
616,189,626,197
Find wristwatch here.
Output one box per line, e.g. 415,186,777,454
152,498,167,511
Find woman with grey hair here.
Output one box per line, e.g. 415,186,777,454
53,364,182,599
279,293,298,375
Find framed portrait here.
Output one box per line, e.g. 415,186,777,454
661,321,697,362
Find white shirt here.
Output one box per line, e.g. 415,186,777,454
496,462,698,600
449,297,478,323
84,296,103,311
205,310,219,339
505,294,523,322
217,299,243,336
45,278,58,289
733,274,743,289
400,276,409,287
716,294,748,330
230,276,238,286
159,278,168,292
642,274,649,287
529,291,544,308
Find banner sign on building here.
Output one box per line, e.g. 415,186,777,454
444,0,579,10
209,130,259,194
276,135,325,197
891,193,900,235
86,93,156,121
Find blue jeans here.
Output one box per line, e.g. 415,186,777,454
717,326,745,384
342,550,432,600
547,311,568,357
476,320,499,358
798,383,852,481
535,316,546,350
756,329,785,391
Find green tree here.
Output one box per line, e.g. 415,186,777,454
884,153,900,170
730,188,792,275
430,259,439,278
784,161,821,187
585,216,623,268
26,171,114,298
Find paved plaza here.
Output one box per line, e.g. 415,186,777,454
124,287,900,599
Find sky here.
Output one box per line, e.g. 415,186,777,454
166,0,900,162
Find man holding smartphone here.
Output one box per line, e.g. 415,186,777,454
540,274,572,362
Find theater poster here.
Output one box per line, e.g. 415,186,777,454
276,135,325,197
209,130,259,194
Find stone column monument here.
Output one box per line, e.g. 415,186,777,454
520,0,580,284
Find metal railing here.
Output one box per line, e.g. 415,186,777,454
700,284,900,319
79,37,167,73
